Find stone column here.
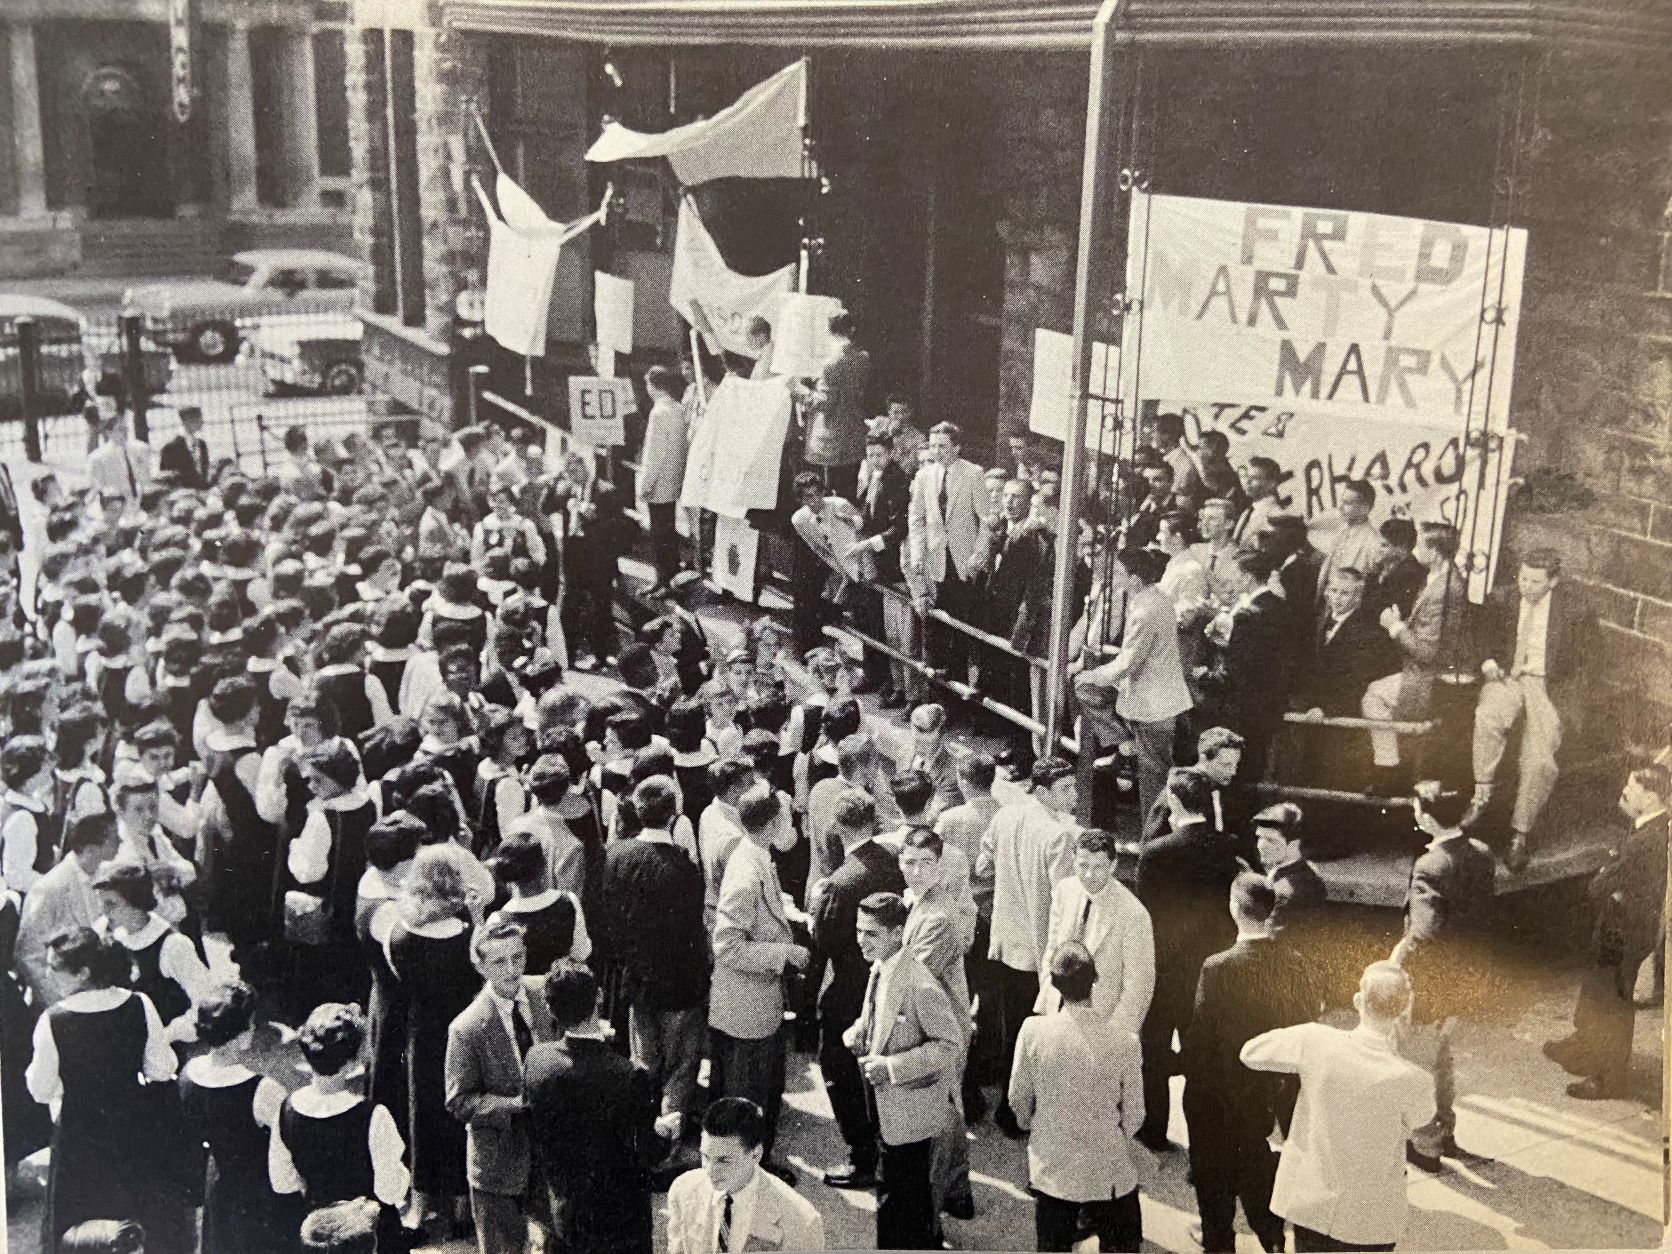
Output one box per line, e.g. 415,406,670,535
9,22,47,219
280,28,321,208
223,21,259,211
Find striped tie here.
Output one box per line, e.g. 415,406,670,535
717,1193,733,1253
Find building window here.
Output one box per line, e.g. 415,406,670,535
313,29,351,179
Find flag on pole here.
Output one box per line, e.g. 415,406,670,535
670,198,795,358
474,174,606,358
585,59,808,185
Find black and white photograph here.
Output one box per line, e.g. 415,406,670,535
0,1,1667,1251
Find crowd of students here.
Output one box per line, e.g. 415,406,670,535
0,360,1657,1254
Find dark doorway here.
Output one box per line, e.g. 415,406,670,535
83,64,172,217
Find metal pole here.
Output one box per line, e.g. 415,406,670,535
468,363,489,428
121,312,149,442
1043,0,1128,751
16,317,42,464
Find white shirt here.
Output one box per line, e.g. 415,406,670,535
27,987,177,1119
864,948,907,1069
710,1168,762,1253
267,1084,410,1206
487,984,537,1060
102,912,214,1034
1513,593,1553,677
1241,1022,1435,1246
288,787,373,886
2,789,45,892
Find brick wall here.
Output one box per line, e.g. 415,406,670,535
346,19,393,317
1502,48,1672,725
411,22,485,345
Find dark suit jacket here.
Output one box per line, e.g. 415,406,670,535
444,979,558,1196
602,834,710,1012
1180,935,1316,1140
1402,833,1497,1023
1270,858,1328,933
1135,819,1243,983
1370,550,1427,617
1473,583,1594,717
1591,813,1671,981
525,1035,658,1252
859,460,911,585
811,839,905,1015
983,518,1054,654
158,432,210,489
1209,589,1290,741
1140,782,1256,850
1297,606,1396,714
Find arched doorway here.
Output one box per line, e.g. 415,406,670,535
82,64,172,218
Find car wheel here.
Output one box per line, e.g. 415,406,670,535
192,321,239,364
322,361,363,396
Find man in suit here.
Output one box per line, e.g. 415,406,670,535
792,311,871,499
86,412,155,510
602,776,710,1144
1229,455,1286,548
1010,942,1146,1253
157,405,211,489
1392,781,1497,1171
1369,517,1426,617
636,366,689,595
1242,962,1436,1253
848,430,914,705
15,811,121,1005
1124,461,1176,550
1188,498,1244,610
982,477,1054,716
904,702,963,817
812,792,905,1190
1140,726,1252,847
1074,544,1193,826
708,785,810,1175
1362,523,1472,791
1202,549,1289,783
1315,479,1385,600
445,917,559,1254
1294,566,1394,787
666,1098,825,1254
525,960,660,1254
1259,514,1326,643
1546,762,1669,1099
899,827,977,1220
846,891,962,1250
1183,873,1318,1253
976,756,1079,1136
1034,828,1154,1035
1134,767,1245,1152
906,421,994,681
1465,549,1595,872
1254,803,1328,940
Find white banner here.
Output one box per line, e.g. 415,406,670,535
1121,193,1526,432
771,292,846,381
593,272,635,355
669,198,797,358
586,60,807,185
474,175,604,358
1028,327,1120,453
680,375,792,518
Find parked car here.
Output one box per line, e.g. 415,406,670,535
248,316,364,396
125,248,364,363
0,295,171,421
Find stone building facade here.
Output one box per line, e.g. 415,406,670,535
345,0,1672,717
0,0,353,276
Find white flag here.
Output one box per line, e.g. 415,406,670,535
474,175,604,358
680,375,793,518
669,198,795,358
586,60,807,185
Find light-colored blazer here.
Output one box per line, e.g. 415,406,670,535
443,978,557,1196
16,856,101,1005
1081,583,1193,727
638,395,689,506
979,796,1077,975
1392,564,1470,718
709,837,797,1041
904,880,974,1043
666,1163,826,1254
843,949,961,1146
906,457,992,589
1033,876,1155,1033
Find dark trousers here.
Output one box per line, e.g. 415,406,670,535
929,568,973,679
820,999,878,1171
1571,934,1636,1083
1033,1187,1142,1253
877,1137,937,1250
709,1027,785,1155
992,962,1037,1119
1139,966,1196,1141
1293,1225,1394,1252
1186,1113,1284,1253
562,551,618,663
647,501,680,586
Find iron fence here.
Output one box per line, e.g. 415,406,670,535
0,304,372,482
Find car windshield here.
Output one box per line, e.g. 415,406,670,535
224,260,259,286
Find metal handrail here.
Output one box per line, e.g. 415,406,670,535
1281,712,1435,736
869,577,1050,671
